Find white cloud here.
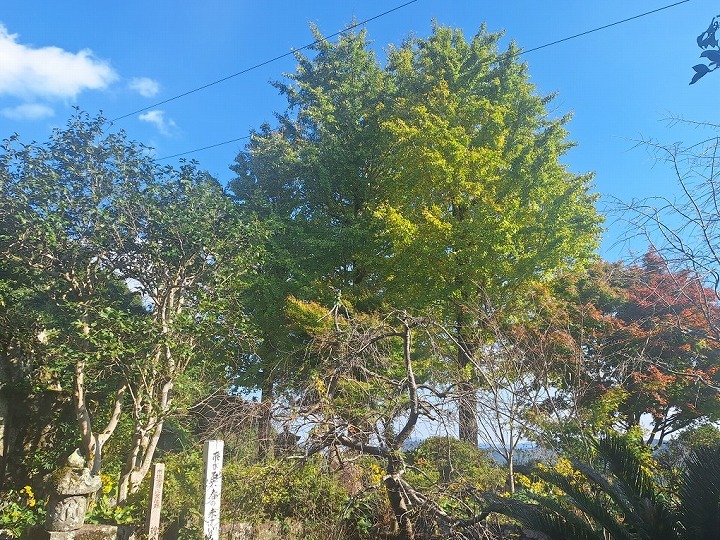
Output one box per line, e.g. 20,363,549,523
1,103,55,120
138,110,176,135
129,77,160,98
0,24,117,100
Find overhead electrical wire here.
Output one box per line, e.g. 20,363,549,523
111,0,419,122
153,0,689,162
158,136,250,161
520,0,689,55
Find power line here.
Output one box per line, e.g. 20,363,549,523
112,0,419,122
155,0,689,162
157,136,250,161
521,0,689,55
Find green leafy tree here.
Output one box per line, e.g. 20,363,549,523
1,113,155,484
231,26,389,451
0,166,56,484
1,113,259,503
668,423,720,455
234,23,602,448
105,160,259,502
375,25,601,445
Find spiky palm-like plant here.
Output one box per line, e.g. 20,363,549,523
486,435,720,540
676,445,720,539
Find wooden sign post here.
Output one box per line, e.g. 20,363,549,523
146,463,165,540
202,440,224,540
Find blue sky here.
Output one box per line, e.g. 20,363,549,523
1,0,718,257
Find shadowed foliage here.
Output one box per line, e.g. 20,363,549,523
487,434,720,540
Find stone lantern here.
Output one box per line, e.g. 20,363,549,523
43,450,102,538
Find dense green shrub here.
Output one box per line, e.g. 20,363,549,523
0,486,45,537
86,445,352,539
409,436,505,490
407,436,506,518
222,457,347,523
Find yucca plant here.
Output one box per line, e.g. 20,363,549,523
485,435,720,540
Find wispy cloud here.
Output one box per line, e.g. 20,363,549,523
1,103,54,120
138,110,176,135
129,77,160,98
0,24,117,100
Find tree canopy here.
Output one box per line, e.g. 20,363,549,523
0,112,261,501
4,21,720,540
233,23,602,446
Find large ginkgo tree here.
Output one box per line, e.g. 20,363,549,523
233,22,602,446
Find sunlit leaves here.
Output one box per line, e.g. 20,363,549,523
551,253,720,443
376,25,601,310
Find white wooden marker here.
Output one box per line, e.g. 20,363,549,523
146,462,165,540
202,440,224,540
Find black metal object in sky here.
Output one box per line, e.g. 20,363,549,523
691,15,720,84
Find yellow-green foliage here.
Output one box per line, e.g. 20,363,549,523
156,450,204,527
411,437,505,489
588,386,631,430
222,457,348,526
408,437,505,516
86,473,141,525
338,460,393,540
285,296,340,338
515,430,660,506
516,457,583,498
0,486,44,536
116,450,352,539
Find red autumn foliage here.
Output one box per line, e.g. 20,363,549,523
552,251,720,445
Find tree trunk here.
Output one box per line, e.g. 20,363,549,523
507,453,515,494
90,385,126,475
75,312,94,461
258,378,274,459
385,453,414,540
117,379,171,505
457,379,478,447
117,429,143,505
457,331,478,447
117,417,165,505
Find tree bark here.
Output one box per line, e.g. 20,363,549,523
507,453,515,494
117,378,171,505
75,311,94,461
258,377,274,459
385,453,414,540
457,331,478,447
91,385,126,475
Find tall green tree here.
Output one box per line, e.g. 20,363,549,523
1,113,259,501
231,26,389,450
234,23,602,446
375,25,601,444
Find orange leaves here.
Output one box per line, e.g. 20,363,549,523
552,251,720,434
